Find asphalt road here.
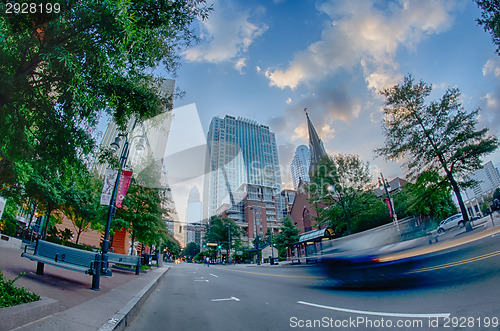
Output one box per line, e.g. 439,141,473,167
127,234,500,331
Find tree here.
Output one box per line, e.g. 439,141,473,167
350,191,391,233
181,242,200,259
494,188,500,201
0,0,212,192
61,173,101,244
204,216,240,249
114,178,168,250
308,154,372,235
404,171,458,221
376,75,499,231
475,1,500,55
273,217,300,259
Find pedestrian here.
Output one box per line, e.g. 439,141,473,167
205,256,210,267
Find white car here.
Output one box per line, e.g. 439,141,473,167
437,213,465,233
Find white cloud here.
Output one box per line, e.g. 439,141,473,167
183,0,268,70
234,58,247,73
483,58,500,78
264,0,459,92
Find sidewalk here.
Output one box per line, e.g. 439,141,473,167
0,244,169,331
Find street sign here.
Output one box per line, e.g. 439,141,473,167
206,243,218,247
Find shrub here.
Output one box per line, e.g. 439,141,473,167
0,271,40,308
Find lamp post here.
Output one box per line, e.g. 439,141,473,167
379,172,398,230
97,127,144,289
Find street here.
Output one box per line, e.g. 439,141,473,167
127,232,500,331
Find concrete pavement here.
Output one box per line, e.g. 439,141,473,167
0,243,169,331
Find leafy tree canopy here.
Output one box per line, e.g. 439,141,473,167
308,154,372,235
204,216,240,249
0,0,212,190
475,0,500,55
376,75,498,227
273,216,299,258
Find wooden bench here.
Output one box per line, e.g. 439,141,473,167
106,252,141,275
21,240,104,289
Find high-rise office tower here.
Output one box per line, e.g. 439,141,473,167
205,115,282,218
290,145,311,190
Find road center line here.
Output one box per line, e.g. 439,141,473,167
297,301,450,318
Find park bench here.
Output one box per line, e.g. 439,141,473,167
21,240,107,290
106,252,141,275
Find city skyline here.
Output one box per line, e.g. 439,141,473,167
156,0,500,186
205,115,282,219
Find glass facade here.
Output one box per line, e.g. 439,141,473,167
206,115,282,217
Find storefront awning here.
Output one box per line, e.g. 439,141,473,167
297,227,335,244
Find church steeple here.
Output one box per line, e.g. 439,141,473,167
305,108,327,177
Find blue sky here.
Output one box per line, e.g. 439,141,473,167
163,0,500,191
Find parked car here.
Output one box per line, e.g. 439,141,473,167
437,213,465,233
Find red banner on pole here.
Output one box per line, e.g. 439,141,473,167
385,198,393,218
115,170,133,208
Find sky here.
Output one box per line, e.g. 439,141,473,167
151,0,500,222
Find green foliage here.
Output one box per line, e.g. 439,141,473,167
204,216,241,249
475,0,500,55
164,233,181,258
273,217,300,258
494,188,500,201
181,242,200,259
394,171,458,221
0,271,40,308
350,191,391,233
61,169,101,244
376,75,499,225
308,154,372,235
0,0,212,241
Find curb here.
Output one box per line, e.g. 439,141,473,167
0,296,59,331
98,266,170,331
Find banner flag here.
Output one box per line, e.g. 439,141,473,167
385,198,393,218
100,169,118,205
115,170,133,208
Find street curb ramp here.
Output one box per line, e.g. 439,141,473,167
98,266,170,331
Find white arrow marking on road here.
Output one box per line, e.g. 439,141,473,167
297,301,450,318
211,297,240,302
210,273,218,278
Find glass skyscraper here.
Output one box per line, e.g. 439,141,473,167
290,144,311,190
205,115,282,218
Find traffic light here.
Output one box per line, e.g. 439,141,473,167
218,245,221,249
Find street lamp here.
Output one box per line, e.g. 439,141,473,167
379,172,398,230
96,126,144,289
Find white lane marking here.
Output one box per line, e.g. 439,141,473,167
210,273,218,278
297,301,450,318
211,297,240,302
194,279,209,282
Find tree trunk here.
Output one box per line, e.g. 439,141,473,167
76,218,85,244
448,173,473,232
42,207,52,240
130,229,135,256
